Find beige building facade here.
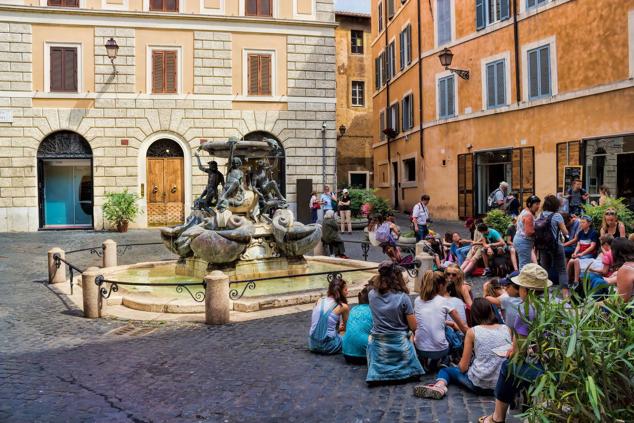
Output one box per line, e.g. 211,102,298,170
0,0,337,231
335,11,373,190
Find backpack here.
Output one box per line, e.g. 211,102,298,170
375,223,393,244
487,189,501,210
534,213,557,251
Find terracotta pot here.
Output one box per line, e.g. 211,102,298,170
116,220,129,233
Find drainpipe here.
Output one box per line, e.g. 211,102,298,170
384,14,392,202
513,0,521,104
321,123,326,186
417,0,424,158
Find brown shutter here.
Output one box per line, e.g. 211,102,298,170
164,50,177,93
458,153,474,219
62,0,79,6
50,47,63,91
149,0,162,10
512,147,535,206
247,54,259,95
63,48,77,92
246,0,257,15
259,54,271,95
165,0,178,11
152,50,164,93
556,141,581,192
48,0,62,5
260,0,272,16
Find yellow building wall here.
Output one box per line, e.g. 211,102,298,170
135,29,194,94
231,33,287,96
31,24,95,93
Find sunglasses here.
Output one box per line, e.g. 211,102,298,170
605,211,616,215
445,272,459,276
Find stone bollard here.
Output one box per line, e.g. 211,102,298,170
414,253,435,293
47,247,66,284
82,267,102,318
205,271,231,325
102,239,117,268
415,240,427,256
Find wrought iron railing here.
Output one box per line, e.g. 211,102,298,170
94,275,206,302
52,253,85,295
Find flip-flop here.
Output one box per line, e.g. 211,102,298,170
478,415,505,423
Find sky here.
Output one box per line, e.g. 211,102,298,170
335,0,370,14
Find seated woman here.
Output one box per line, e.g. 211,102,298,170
374,214,402,263
415,298,512,399
342,286,373,364
577,234,614,298
445,264,473,308
308,276,349,354
414,271,469,372
366,261,424,384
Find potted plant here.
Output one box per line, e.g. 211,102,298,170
582,197,634,233
398,230,417,244
102,189,141,232
484,209,513,235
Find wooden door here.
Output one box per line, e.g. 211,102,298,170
147,158,184,226
457,153,474,219
511,147,535,206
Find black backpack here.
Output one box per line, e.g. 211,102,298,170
534,213,557,251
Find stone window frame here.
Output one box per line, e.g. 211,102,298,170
200,0,225,15
292,0,316,20
351,80,365,107
242,48,277,98
521,36,558,102
434,0,455,48
351,29,364,55
142,0,184,13
44,41,84,94
101,0,129,11
480,51,511,110
436,69,458,120
400,153,417,187
240,0,277,18
348,171,371,189
41,0,85,7
146,45,183,95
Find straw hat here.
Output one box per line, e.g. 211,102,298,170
510,263,553,289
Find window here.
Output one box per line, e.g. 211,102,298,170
402,93,414,131
485,59,506,108
349,172,369,189
246,0,272,17
379,110,386,140
527,45,551,99
476,0,510,30
437,0,452,46
399,25,412,70
388,102,399,134
151,50,178,94
149,0,179,12
387,0,395,20
351,81,365,106
247,53,272,96
526,0,547,9
403,158,416,182
378,2,384,33
351,30,364,54
375,56,382,90
49,46,78,92
48,0,79,6
387,41,395,80
438,75,455,118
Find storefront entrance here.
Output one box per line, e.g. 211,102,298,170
146,139,184,226
37,131,93,229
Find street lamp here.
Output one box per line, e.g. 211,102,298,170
105,37,119,74
337,124,347,139
383,127,397,140
438,47,469,80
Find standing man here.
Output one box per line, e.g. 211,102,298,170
489,181,510,210
566,178,589,216
320,185,337,222
411,194,431,242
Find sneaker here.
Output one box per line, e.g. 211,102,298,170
483,268,492,276
413,384,447,400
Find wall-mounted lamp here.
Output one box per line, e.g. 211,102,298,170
383,127,397,140
105,37,119,74
337,124,347,139
438,47,469,80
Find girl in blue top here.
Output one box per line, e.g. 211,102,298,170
308,276,349,354
342,286,373,364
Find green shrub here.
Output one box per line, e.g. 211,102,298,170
583,197,634,233
102,189,141,226
401,230,415,238
484,209,513,234
348,189,392,217
514,292,634,422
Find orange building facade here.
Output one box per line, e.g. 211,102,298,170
371,0,634,219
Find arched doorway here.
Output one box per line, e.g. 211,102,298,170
243,131,286,196
146,139,185,226
37,130,93,229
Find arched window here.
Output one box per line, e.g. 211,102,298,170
146,139,184,157
243,131,286,196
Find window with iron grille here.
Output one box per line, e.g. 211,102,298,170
49,46,78,92
351,30,364,54
351,81,365,106
247,53,272,96
151,50,178,94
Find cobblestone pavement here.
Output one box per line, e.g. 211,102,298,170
0,218,519,423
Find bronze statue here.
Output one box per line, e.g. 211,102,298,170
194,150,225,212
251,159,287,215
216,140,245,212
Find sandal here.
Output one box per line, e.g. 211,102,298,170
413,383,447,399
478,415,505,423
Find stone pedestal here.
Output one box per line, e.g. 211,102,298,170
82,267,102,318
47,247,66,284
414,253,435,293
205,271,230,325
102,239,117,268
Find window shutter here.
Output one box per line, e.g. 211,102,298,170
399,31,405,71
496,60,505,105
149,0,162,10
447,76,455,116
48,0,62,5
375,57,380,90
164,50,177,93
165,0,177,11
63,48,77,92
401,98,407,130
379,111,386,139
486,63,495,108
152,50,164,93
528,49,539,99
245,0,257,15
539,46,550,96
437,0,451,45
409,95,414,128
248,54,259,95
50,47,63,91
260,54,272,95
382,51,388,85
260,0,272,16
475,0,486,30
438,78,446,117
458,153,474,219
526,0,536,8
394,103,400,133
501,0,510,20
387,0,394,19
406,26,412,65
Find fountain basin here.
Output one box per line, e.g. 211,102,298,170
92,256,378,314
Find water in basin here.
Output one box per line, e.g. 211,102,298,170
108,262,376,299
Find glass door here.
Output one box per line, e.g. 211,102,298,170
43,160,92,227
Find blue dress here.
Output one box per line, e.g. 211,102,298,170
342,304,373,359
308,298,342,354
